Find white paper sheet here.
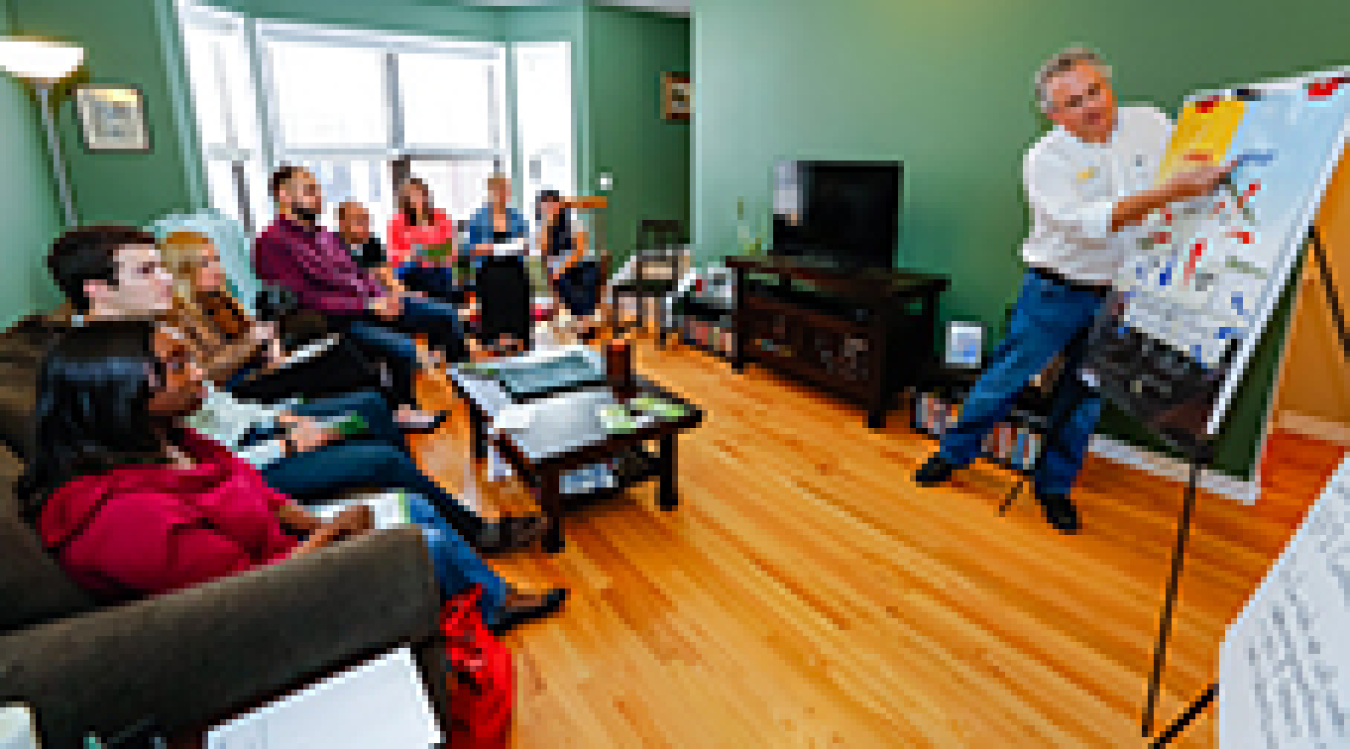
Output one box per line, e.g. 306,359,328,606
311,491,411,530
1219,456,1350,747
278,334,338,368
491,239,528,257
207,648,441,749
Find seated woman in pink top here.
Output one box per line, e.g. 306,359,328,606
21,321,566,634
387,178,459,301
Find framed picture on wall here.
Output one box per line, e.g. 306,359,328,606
662,72,691,120
74,84,151,152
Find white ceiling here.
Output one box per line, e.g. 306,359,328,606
447,0,691,17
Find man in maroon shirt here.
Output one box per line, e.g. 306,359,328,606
253,166,468,383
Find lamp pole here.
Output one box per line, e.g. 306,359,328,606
35,80,77,228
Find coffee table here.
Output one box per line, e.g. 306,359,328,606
448,347,704,553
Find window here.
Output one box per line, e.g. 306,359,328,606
397,51,504,151
514,42,575,228
178,2,267,232
177,3,571,237
266,41,390,149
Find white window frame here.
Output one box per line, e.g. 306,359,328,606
177,0,268,233
255,20,510,166
176,2,574,232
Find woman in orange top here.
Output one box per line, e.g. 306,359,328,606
387,178,459,301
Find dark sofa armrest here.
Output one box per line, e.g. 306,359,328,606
0,526,443,748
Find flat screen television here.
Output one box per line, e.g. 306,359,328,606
771,160,902,269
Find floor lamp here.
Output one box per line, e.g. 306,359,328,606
0,38,84,228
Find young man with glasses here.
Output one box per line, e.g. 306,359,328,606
913,47,1232,533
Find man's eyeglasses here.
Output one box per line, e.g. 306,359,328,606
1054,81,1105,113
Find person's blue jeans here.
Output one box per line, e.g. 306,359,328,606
936,270,1108,497
398,263,461,302
343,295,468,369
287,389,407,447
554,261,600,318
261,391,487,539
407,492,507,627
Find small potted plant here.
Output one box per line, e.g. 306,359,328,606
736,197,765,256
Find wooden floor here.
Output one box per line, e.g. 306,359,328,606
410,334,1342,748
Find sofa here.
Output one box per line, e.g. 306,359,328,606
0,315,451,747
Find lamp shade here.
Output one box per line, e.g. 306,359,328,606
0,39,84,83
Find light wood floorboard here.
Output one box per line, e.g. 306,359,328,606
409,335,1338,747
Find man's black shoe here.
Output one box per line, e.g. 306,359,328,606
914,455,956,487
1035,491,1080,533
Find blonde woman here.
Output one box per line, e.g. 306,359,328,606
466,174,532,352
156,231,434,424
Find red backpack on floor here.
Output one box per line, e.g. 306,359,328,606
441,584,514,749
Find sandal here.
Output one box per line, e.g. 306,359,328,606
477,514,550,553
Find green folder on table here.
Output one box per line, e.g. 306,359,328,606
629,397,688,420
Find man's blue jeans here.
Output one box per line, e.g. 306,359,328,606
407,492,507,627
343,295,468,368
936,270,1108,497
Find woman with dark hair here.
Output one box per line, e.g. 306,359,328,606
536,190,601,341
466,174,532,353
387,178,459,300
21,320,566,633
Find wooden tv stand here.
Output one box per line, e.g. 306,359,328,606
726,256,949,428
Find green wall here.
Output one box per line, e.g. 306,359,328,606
8,0,692,275
694,0,1350,480
9,0,202,226
585,6,691,270
0,0,64,324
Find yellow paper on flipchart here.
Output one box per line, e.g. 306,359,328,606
1155,98,1247,184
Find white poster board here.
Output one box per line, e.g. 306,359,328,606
207,648,442,748
1082,69,1350,451
1219,456,1350,747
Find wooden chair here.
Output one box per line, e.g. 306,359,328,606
611,220,685,346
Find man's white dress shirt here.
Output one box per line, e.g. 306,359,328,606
1021,105,1175,285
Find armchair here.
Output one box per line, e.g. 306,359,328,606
148,211,259,315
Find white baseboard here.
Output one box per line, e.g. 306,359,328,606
1273,410,1350,447
1087,435,1259,504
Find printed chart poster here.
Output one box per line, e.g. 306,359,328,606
1219,456,1350,748
1082,69,1350,450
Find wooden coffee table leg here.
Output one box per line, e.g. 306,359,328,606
470,408,487,461
540,469,565,553
659,434,679,511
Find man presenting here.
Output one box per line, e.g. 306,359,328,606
913,47,1232,533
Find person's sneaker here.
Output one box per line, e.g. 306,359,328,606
913,455,956,486
1035,491,1080,533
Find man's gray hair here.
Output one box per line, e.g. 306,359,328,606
1034,46,1112,113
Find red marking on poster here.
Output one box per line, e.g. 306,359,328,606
1184,240,1206,282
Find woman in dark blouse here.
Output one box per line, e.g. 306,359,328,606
466,174,532,353
536,190,600,341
